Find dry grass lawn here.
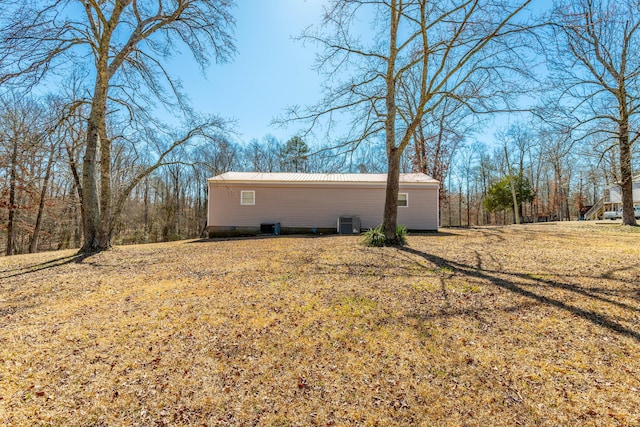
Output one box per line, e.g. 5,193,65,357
1,222,640,426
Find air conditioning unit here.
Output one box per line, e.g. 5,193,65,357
260,222,281,235
337,216,361,235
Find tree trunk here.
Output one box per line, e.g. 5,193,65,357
466,178,471,226
564,176,571,221
98,123,112,245
72,183,82,247
504,146,520,225
381,0,399,243
81,77,110,253
65,139,84,236
383,148,401,241
144,176,150,238
458,182,463,227
448,174,453,227
619,119,637,226
6,136,18,256
518,203,524,223
30,142,56,253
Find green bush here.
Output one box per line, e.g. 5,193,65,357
361,225,386,247
395,225,408,245
361,224,408,247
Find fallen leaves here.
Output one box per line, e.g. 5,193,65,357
0,224,639,425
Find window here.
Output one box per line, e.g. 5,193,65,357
241,190,255,205
398,193,408,207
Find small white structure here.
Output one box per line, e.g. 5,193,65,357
207,172,439,236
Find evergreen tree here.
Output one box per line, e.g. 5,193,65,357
484,174,534,221
281,136,309,172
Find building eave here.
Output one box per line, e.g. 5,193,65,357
208,172,440,188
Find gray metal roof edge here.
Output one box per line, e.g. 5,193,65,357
207,172,440,184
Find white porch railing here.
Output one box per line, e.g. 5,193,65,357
584,197,604,220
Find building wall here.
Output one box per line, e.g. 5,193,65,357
607,182,640,204
208,183,439,231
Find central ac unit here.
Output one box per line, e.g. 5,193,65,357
337,216,361,234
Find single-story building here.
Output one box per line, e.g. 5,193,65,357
207,172,439,236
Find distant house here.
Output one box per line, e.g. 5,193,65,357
605,173,640,208
207,172,439,236
586,173,640,219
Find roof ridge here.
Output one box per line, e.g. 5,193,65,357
209,171,439,183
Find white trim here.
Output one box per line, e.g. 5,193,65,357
398,192,408,207
240,190,255,205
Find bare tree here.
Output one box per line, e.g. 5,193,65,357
284,0,532,243
243,138,278,173
548,0,640,225
29,100,64,253
0,93,47,255
195,134,240,177
0,0,236,252
410,97,468,186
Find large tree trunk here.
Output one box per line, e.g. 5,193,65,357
381,0,399,243
98,123,112,245
619,119,637,226
383,148,401,241
81,77,110,253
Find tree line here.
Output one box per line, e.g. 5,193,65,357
1,0,639,254
438,122,625,227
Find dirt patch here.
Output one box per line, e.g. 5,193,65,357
1,223,639,425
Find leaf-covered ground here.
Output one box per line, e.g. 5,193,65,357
1,223,640,426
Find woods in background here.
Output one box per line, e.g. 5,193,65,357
1,104,629,255
1,0,639,254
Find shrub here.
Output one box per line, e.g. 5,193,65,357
362,225,387,247
395,225,408,245
362,224,408,247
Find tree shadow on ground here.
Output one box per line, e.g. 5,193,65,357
0,253,98,320
397,246,640,343
0,252,94,280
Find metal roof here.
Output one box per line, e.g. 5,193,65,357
208,172,439,184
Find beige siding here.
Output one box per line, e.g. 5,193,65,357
209,183,438,230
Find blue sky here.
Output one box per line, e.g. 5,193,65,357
164,0,543,148
167,0,327,145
